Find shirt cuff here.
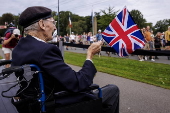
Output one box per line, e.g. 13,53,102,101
86,59,93,63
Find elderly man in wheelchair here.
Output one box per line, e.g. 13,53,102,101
0,6,119,113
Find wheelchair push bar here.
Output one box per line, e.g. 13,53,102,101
0,60,12,66
0,60,102,113
0,62,46,112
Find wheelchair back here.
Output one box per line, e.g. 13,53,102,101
0,60,102,113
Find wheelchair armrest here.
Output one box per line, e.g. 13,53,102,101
87,84,99,90
54,84,100,98
2,66,23,74
54,91,70,97
0,60,12,66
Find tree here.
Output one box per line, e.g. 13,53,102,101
0,13,14,25
52,11,57,17
56,11,87,36
84,16,92,33
130,9,147,29
0,13,15,36
66,20,87,35
94,12,101,20
154,19,170,33
98,7,118,31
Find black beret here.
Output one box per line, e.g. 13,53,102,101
19,6,52,28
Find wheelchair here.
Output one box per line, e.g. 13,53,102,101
0,60,103,113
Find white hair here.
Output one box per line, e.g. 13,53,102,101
24,22,40,34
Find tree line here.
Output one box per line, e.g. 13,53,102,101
0,7,170,36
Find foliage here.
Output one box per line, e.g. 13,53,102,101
56,11,71,36
0,13,14,25
0,13,22,36
98,7,118,31
130,9,146,29
66,20,87,35
0,6,170,36
94,12,101,20
0,13,14,36
55,11,89,36
64,51,170,89
84,16,92,33
154,19,170,34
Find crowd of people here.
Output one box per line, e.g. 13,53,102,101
138,26,170,61
50,25,170,61
52,29,103,46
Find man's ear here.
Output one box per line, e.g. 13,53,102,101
38,20,46,30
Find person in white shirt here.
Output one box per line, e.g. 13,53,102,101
70,32,76,49
70,32,75,43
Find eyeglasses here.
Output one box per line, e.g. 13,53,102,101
45,19,57,26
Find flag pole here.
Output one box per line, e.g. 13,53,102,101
69,13,72,35
92,6,94,36
70,27,71,35
58,0,60,37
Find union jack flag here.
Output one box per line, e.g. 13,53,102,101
102,7,145,57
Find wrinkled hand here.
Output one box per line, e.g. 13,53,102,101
86,41,103,60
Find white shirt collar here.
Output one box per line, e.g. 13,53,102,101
32,36,46,43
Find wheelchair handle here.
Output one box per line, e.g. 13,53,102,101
0,60,12,66
54,91,70,97
2,66,23,75
87,84,99,90
54,84,102,98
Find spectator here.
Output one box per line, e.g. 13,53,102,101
138,28,146,61
87,32,90,45
161,32,166,47
143,26,155,61
60,35,64,42
82,32,87,45
96,30,103,56
154,32,162,59
165,26,170,60
96,29,103,41
70,32,76,49
81,32,87,50
75,34,79,44
70,32,75,43
2,28,21,68
89,32,94,44
65,34,70,50
11,6,119,113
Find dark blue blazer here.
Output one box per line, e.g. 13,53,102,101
12,35,97,105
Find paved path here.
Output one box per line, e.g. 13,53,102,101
70,64,170,113
0,66,18,113
65,47,170,113
0,48,5,59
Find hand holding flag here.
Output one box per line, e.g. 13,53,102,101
87,41,103,60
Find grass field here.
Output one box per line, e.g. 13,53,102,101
64,51,170,89
0,44,2,59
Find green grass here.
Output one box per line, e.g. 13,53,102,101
0,44,2,59
64,51,170,89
